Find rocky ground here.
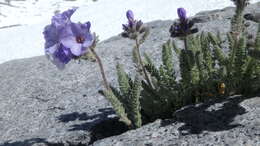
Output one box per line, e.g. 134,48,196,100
93,95,260,146
0,2,259,146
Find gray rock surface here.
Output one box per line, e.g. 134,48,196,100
93,96,260,146
0,2,260,146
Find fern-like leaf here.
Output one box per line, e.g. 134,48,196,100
172,40,181,56
234,35,247,77
162,40,174,73
143,52,153,65
255,24,260,51
103,90,131,126
128,75,142,128
116,64,131,98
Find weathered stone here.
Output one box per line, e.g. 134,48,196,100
0,2,260,146
93,96,260,146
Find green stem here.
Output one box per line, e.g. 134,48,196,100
184,36,188,50
135,38,154,89
90,48,110,90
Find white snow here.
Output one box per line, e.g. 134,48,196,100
0,0,259,64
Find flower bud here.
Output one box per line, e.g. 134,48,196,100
169,8,198,38
177,8,187,21
121,10,147,40
126,10,134,21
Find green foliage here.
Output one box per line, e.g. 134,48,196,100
128,76,142,128
162,40,174,73
234,36,247,78
117,64,131,98
255,24,260,51
144,21,259,114
172,40,181,55
103,90,131,126
102,64,142,129
136,21,259,123
244,23,260,93
249,49,260,60
179,33,223,103
140,40,180,122
230,0,249,35
208,32,227,66
102,0,260,130
250,24,260,60
179,49,193,85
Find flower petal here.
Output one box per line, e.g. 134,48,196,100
70,22,91,37
51,7,77,28
60,36,77,48
45,44,58,61
43,24,59,49
62,7,78,19
70,45,82,56
71,22,83,36
52,57,66,70
59,25,73,39
83,33,93,48
83,39,93,49
54,45,72,64
45,45,65,70
45,44,58,54
60,36,82,56
82,21,91,32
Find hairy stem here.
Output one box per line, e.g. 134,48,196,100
90,48,110,90
135,38,154,89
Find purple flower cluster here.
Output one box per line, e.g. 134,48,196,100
122,10,146,39
43,8,197,70
169,8,198,38
43,8,94,69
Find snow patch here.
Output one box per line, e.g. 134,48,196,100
0,0,258,64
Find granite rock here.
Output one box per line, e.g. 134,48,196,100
93,96,260,146
0,2,260,146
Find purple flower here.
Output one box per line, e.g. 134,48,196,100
169,8,198,38
45,44,74,69
43,8,94,69
60,22,93,56
126,10,134,21
43,8,77,50
122,10,146,39
177,8,187,21
122,10,136,31
51,8,77,30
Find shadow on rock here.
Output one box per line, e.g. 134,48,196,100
57,108,129,145
161,95,256,134
88,117,129,145
57,108,115,131
0,138,85,146
0,109,117,146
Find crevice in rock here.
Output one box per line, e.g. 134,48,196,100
88,117,129,145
